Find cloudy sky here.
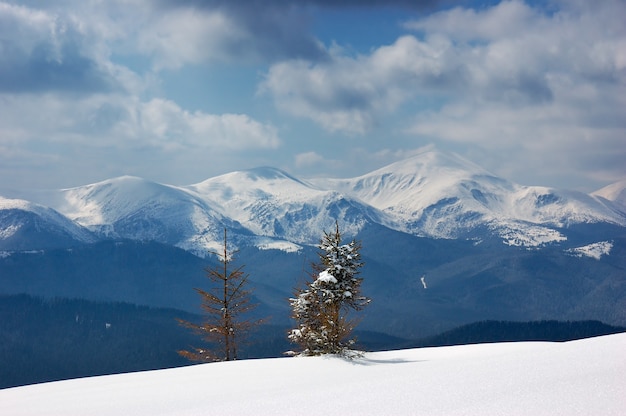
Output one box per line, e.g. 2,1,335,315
0,0,624,192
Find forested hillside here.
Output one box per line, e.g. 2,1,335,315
3,294,623,389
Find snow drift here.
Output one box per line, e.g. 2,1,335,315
1,333,624,416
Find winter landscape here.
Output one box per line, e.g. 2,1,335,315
2,147,625,388
2,148,625,341
1,0,626,413
1,333,625,415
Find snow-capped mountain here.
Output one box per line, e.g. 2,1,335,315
0,196,95,250
312,149,626,247
592,179,626,210
184,167,386,245
33,176,244,256
7,171,383,254
1,149,624,253
1,150,625,338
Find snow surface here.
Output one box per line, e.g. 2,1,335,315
566,241,613,260
184,167,374,244
593,179,626,208
496,221,567,247
317,269,338,283
254,237,302,253
311,149,626,244
0,196,95,243
1,333,625,416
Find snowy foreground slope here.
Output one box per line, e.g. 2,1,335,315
2,333,624,416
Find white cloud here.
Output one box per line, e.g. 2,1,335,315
0,0,283,188
0,3,53,50
0,1,148,94
404,0,540,40
0,94,279,150
264,0,625,120
57,0,325,70
295,151,325,168
136,8,246,70
0,0,321,75
1,0,624,190
261,35,454,134
262,1,626,186
182,109,281,150
0,92,281,188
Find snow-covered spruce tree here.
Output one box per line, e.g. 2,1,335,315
178,229,259,362
289,222,370,356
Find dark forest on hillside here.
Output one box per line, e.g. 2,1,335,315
1,294,624,389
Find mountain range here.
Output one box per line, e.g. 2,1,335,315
1,148,625,337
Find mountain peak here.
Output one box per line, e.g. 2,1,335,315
0,196,95,248
243,167,294,181
2,148,625,252
190,165,317,194
63,175,159,190
312,148,507,215
369,148,492,179
239,166,316,188
592,179,626,207
0,196,33,212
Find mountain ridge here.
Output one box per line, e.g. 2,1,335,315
592,179,626,209
1,151,625,340
0,196,96,250
1,149,624,254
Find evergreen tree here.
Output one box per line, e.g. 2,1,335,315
288,222,370,356
178,229,259,361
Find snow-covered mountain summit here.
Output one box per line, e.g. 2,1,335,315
312,149,499,211
0,196,95,250
311,149,512,235
27,176,242,255
185,167,385,244
592,179,626,209
2,153,625,340
1,149,624,253
311,149,626,245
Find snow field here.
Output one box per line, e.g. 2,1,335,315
1,333,624,416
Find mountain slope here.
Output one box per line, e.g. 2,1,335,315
311,149,626,246
0,197,95,250
1,150,625,342
26,176,247,255
184,167,387,244
592,179,626,209
1,333,624,415
4,150,623,252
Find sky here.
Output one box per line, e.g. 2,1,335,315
1,333,625,415
0,0,624,193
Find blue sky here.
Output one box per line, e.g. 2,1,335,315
0,0,624,192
